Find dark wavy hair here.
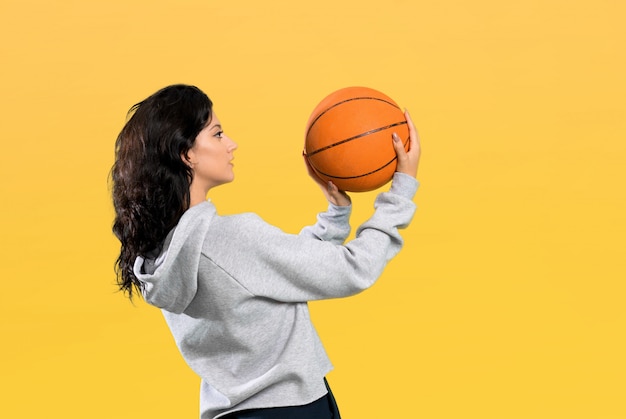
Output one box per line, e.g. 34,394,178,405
111,84,213,299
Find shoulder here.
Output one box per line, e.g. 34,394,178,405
209,211,281,241
201,210,299,264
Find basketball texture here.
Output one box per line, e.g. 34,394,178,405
304,86,409,192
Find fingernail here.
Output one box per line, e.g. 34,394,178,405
392,133,400,142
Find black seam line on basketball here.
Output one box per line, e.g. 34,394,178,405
315,156,397,179
306,96,401,138
313,137,410,180
306,120,407,157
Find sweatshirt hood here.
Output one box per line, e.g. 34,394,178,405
133,201,216,313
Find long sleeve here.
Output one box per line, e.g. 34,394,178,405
203,173,418,302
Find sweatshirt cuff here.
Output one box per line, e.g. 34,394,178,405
389,172,419,199
327,201,352,215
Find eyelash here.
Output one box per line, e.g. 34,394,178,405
215,131,224,139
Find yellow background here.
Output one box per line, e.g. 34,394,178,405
1,0,624,417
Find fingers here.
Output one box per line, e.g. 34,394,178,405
404,110,420,155
327,181,351,206
327,180,338,193
392,132,407,157
392,109,420,178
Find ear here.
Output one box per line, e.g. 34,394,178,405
182,150,195,167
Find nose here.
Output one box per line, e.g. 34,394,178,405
224,134,237,150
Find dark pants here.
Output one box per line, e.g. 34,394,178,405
222,378,341,419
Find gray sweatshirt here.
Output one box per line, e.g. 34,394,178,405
133,172,419,418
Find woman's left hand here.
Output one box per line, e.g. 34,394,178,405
303,153,351,206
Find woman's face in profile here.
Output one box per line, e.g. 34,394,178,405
186,113,238,191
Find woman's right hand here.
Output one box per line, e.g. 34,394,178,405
303,153,351,206
392,110,421,178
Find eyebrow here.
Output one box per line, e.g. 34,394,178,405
210,124,222,131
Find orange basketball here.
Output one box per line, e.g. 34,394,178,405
304,86,409,192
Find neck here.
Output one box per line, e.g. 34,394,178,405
189,182,209,208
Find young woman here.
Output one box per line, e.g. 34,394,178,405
111,84,421,419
